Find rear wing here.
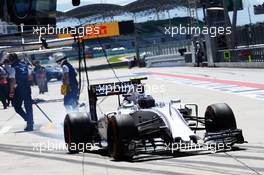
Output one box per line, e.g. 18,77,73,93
88,77,147,121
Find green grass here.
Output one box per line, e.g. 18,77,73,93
108,55,127,63
112,65,128,69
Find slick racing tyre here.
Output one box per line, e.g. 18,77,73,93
64,112,93,153
205,103,237,132
107,114,138,160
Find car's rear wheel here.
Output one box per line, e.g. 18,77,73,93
64,112,93,153
107,114,138,160
205,103,237,132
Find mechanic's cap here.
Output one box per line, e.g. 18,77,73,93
52,52,67,63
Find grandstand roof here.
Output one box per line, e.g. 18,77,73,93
124,0,190,13
57,1,201,20
63,4,124,18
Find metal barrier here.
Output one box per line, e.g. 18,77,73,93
216,46,264,63
236,24,264,46
139,40,192,57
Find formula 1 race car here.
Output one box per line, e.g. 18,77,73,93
64,77,244,160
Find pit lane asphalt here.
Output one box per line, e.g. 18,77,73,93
0,66,263,175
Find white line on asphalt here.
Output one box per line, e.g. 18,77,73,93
149,74,264,101
0,126,12,134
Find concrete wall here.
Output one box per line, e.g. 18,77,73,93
145,54,185,68
214,62,264,68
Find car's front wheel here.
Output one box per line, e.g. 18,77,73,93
64,112,94,153
205,103,237,132
107,114,138,160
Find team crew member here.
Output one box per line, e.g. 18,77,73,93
0,64,8,109
194,41,204,67
53,52,79,111
8,53,34,131
3,59,14,106
33,60,48,94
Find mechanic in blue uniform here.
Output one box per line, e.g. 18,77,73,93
8,53,34,131
53,52,79,111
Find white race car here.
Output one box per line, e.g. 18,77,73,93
64,77,244,160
